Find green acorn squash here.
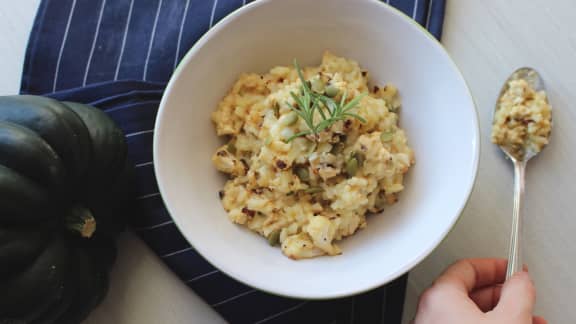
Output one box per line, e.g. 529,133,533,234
0,95,130,324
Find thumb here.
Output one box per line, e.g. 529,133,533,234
495,271,536,317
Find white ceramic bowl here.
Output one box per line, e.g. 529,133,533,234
154,0,479,299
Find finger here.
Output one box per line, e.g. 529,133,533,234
415,285,482,321
533,316,547,324
434,258,508,293
469,285,502,312
496,271,536,315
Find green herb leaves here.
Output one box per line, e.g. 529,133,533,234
285,60,367,142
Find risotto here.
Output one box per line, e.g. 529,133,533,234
211,52,414,259
492,78,552,160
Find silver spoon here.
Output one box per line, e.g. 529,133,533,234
493,67,552,279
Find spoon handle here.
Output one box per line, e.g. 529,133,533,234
507,160,526,278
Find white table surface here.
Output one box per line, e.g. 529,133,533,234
2,1,574,323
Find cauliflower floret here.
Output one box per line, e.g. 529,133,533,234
211,73,269,135
338,212,366,237
325,177,372,211
308,152,341,180
228,208,249,225
211,146,246,176
305,216,341,255
282,233,325,260
320,52,368,93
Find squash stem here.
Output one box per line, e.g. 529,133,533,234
65,205,97,238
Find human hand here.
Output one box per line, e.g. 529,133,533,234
413,258,547,324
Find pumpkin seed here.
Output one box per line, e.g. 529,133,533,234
325,84,339,97
311,77,325,94
304,187,323,194
354,152,366,167
380,131,394,142
280,112,298,126
345,156,359,177
227,142,237,154
267,229,281,246
280,128,294,142
294,167,310,182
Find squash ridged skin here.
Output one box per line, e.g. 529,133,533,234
0,96,130,324
0,225,52,277
53,250,109,324
63,102,127,192
30,247,83,324
0,236,72,321
0,121,66,190
0,165,51,224
0,96,92,181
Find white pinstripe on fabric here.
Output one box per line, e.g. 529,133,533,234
125,129,154,137
186,269,220,283
134,220,173,230
135,161,154,168
209,0,219,28
349,296,356,324
379,287,388,324
83,0,107,86
173,0,191,70
161,246,193,258
52,0,77,92
426,0,434,29
242,0,247,5
143,0,163,81
136,192,160,200
412,0,419,19
253,302,308,324
114,0,134,81
105,99,158,113
211,289,256,307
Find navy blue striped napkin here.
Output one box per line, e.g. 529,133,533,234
21,1,446,323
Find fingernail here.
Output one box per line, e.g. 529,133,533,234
512,271,529,280
523,264,529,272
515,271,535,284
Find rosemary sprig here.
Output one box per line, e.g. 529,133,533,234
285,60,367,142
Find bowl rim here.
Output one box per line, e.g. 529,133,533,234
154,0,480,299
